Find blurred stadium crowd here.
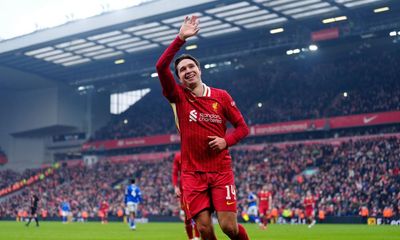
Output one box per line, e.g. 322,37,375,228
0,136,398,220
0,39,399,222
93,48,400,140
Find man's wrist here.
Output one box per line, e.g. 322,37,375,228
178,33,186,41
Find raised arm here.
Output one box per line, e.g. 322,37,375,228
155,16,200,102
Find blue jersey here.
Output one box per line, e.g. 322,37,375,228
125,184,142,204
61,202,71,211
248,192,257,207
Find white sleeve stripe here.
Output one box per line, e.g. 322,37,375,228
202,84,208,97
202,83,211,97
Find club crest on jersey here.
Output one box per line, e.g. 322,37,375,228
212,102,219,112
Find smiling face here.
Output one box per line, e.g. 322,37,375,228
176,58,202,89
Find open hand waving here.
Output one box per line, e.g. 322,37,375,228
178,15,200,41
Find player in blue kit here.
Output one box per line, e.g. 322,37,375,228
247,190,259,224
60,200,71,223
125,179,142,230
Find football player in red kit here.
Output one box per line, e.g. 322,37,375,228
156,15,249,240
173,152,200,240
258,185,272,230
99,200,109,224
304,191,316,228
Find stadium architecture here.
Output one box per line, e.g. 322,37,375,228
0,0,399,230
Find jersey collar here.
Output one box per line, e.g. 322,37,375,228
202,83,211,97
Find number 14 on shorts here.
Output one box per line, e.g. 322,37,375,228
225,185,236,202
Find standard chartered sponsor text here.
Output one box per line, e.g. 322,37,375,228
199,113,222,123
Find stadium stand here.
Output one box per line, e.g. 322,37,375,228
0,168,42,190
1,135,398,219
91,48,400,140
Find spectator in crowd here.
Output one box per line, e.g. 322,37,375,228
90,49,400,140
1,137,399,222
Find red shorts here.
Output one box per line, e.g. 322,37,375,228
305,208,314,218
100,210,108,216
259,205,270,216
181,171,237,219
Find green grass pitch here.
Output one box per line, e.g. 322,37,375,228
1,221,399,240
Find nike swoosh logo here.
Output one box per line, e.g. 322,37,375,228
363,116,377,124
226,201,235,206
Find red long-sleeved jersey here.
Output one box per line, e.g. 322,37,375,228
258,191,272,208
304,196,315,209
156,36,249,172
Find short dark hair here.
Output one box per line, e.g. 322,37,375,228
130,179,135,184
174,54,200,77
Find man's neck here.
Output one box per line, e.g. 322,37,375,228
189,82,204,97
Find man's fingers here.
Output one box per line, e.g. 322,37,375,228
191,15,198,24
212,146,220,151
208,136,223,151
184,16,189,23
208,138,217,145
209,142,220,150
